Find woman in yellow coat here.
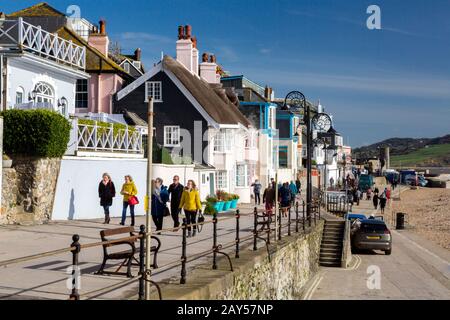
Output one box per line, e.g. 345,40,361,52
179,180,202,237
120,175,138,226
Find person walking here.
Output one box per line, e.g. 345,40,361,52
120,175,138,226
379,189,388,214
168,175,184,228
295,179,302,196
179,180,202,238
152,178,169,232
263,184,276,216
289,181,298,205
98,173,116,224
373,190,379,210
279,182,291,218
251,179,262,205
356,189,361,206
367,187,372,201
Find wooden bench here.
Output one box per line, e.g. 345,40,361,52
96,226,161,278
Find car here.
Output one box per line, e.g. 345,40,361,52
346,213,366,222
418,175,428,187
351,219,392,255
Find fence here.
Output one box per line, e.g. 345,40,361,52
0,18,86,70
0,199,321,300
326,193,352,216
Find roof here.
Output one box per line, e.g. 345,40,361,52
7,2,64,17
56,27,132,80
123,110,148,127
162,56,250,127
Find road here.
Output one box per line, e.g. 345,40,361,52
304,193,450,300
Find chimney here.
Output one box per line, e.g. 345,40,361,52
134,48,142,61
200,52,220,84
88,20,110,57
176,24,196,74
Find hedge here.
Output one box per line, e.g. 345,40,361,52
1,109,71,157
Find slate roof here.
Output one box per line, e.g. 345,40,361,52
56,27,132,80
123,110,148,127
7,2,64,17
162,55,251,127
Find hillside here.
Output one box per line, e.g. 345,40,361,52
354,134,450,157
390,144,450,167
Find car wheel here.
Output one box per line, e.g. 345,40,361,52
385,249,392,255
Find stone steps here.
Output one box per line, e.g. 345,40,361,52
319,220,345,268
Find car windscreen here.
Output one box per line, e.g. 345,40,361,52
360,223,387,233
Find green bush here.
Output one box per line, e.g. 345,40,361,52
1,109,71,157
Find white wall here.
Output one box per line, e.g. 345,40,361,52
7,56,83,114
52,157,202,221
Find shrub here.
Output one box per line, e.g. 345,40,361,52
1,109,71,157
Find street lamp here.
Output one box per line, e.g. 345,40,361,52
284,91,333,224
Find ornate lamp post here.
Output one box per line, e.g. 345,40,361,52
284,91,333,223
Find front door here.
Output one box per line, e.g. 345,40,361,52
209,173,215,196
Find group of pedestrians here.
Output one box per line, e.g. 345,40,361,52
253,179,301,217
371,187,390,214
97,174,202,237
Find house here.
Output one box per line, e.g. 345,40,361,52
0,16,88,115
110,48,145,79
221,76,277,188
115,25,254,201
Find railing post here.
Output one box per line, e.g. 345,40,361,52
288,206,291,236
18,18,24,46
253,207,258,251
302,201,306,232
278,208,282,241
69,234,80,300
93,121,98,151
295,202,299,233
180,218,187,284
235,210,240,259
212,213,218,270
138,225,146,300
109,123,114,153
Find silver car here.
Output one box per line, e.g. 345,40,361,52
352,219,392,255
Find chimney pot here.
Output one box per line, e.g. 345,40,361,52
185,25,192,39
99,20,106,35
210,55,216,63
192,37,197,48
178,25,184,40
135,48,142,61
202,53,209,62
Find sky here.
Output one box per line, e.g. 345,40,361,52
2,0,450,147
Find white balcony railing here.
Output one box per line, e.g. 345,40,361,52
0,18,86,70
77,122,143,154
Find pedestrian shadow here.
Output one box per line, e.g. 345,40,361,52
68,189,75,221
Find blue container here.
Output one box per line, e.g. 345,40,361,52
223,201,232,211
230,199,238,209
214,201,224,212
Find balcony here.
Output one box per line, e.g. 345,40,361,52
0,18,86,70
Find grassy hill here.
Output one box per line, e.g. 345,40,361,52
390,144,450,167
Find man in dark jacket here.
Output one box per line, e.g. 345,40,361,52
251,179,262,205
168,175,184,228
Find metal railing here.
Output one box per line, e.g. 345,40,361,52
326,194,352,216
0,200,322,300
0,18,86,70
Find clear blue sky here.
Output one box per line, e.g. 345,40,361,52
3,0,450,147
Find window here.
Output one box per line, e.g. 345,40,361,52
145,81,162,102
216,171,228,189
133,61,141,69
164,126,180,147
75,79,88,109
15,87,24,106
34,82,54,106
236,164,248,187
214,130,232,152
279,146,288,168
123,62,130,73
202,174,206,185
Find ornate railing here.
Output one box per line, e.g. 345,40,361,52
77,122,144,154
0,18,85,70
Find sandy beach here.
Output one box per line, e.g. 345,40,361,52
392,188,450,250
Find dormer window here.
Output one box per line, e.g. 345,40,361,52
123,62,130,73
133,61,141,69
145,81,162,102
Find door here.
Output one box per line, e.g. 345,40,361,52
209,173,215,196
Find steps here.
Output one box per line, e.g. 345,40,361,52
320,220,345,267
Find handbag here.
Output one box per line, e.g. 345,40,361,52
128,196,139,206
197,211,205,233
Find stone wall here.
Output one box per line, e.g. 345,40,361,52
1,157,61,225
148,221,324,300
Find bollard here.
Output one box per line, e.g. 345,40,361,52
253,207,258,251
295,202,299,233
180,218,187,284
235,210,240,259
69,234,80,300
288,206,291,236
138,225,146,300
212,213,218,270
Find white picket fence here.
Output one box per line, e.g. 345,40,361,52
0,18,85,70
76,122,144,154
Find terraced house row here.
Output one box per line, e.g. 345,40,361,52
0,2,351,222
